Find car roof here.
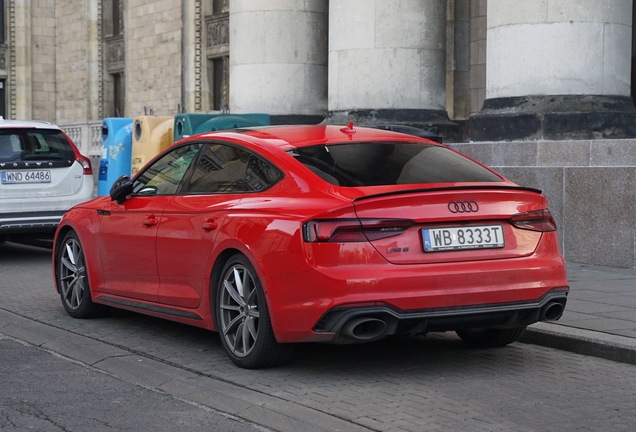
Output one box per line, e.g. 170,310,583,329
0,118,61,130
193,124,435,150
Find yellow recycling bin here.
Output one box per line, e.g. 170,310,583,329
131,116,174,175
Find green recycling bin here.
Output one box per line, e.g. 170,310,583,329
173,113,270,141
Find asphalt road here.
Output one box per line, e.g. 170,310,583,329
0,337,266,432
1,240,635,432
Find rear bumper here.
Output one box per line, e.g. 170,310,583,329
313,289,568,344
0,211,66,236
263,249,569,343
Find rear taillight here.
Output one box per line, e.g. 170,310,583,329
303,219,414,242
510,209,556,232
76,154,93,175
64,132,92,175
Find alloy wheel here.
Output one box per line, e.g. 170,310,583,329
59,235,87,311
219,263,260,358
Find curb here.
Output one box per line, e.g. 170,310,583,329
520,322,636,366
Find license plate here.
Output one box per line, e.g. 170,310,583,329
1,170,52,184
422,225,505,252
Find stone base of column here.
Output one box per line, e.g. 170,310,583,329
324,109,464,143
470,95,636,141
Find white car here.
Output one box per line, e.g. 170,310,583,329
0,119,94,242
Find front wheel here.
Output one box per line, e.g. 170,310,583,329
216,254,294,368
56,230,105,318
456,326,526,348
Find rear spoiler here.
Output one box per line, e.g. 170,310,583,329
352,185,543,202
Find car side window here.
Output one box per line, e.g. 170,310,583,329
183,143,283,194
133,143,202,196
244,154,283,191
184,143,251,194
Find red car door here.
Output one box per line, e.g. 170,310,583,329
155,142,252,308
156,194,243,308
98,142,203,304
97,195,171,302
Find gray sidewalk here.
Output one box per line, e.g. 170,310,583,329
521,263,636,365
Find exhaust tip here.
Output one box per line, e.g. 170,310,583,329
342,317,387,341
540,301,565,321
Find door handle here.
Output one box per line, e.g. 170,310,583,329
143,216,159,227
202,218,218,231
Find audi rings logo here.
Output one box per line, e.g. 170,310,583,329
448,201,479,213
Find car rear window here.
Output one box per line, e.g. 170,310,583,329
0,129,75,163
288,142,503,186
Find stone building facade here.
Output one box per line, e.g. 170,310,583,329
2,0,636,268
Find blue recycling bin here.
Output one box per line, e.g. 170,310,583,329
98,118,133,196
173,113,270,141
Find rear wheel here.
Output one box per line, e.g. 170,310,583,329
216,254,294,368
57,230,105,318
456,326,526,348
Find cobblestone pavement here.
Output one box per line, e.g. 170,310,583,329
1,242,635,432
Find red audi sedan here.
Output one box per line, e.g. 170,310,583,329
53,124,569,368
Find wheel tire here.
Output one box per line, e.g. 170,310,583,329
56,230,105,318
216,254,294,369
456,326,526,348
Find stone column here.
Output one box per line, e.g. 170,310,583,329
447,0,471,121
181,1,198,113
31,1,57,121
86,1,100,120
469,0,487,117
229,1,328,124
14,1,32,119
327,0,456,138
470,0,636,141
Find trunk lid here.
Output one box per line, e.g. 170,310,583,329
351,186,549,264
0,160,85,199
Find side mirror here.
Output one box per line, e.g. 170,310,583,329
109,175,134,204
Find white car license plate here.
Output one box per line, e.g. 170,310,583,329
1,170,52,184
422,225,505,252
